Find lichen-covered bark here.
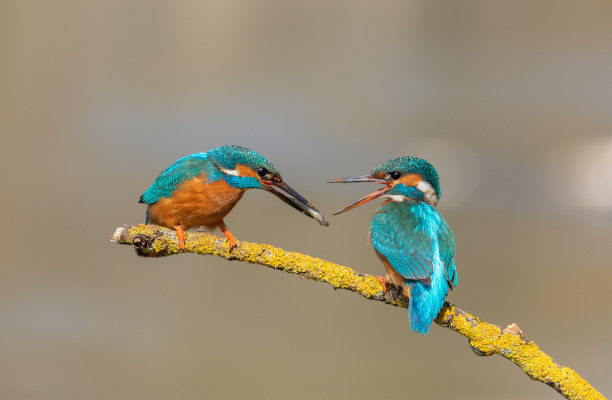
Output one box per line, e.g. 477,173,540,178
436,306,604,400
111,224,605,400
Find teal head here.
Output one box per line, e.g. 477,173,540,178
208,145,279,186
209,145,329,226
328,156,441,214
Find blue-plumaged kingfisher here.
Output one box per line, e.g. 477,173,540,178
330,157,456,334
140,145,329,250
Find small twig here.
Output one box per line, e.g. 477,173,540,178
111,224,606,400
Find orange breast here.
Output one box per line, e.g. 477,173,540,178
147,175,245,230
374,250,413,297
375,250,406,288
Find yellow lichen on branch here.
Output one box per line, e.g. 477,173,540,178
111,224,605,400
114,224,393,303
436,306,604,400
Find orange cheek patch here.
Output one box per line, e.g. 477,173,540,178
235,164,261,179
397,173,423,186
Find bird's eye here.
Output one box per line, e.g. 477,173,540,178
390,171,401,180
257,167,269,177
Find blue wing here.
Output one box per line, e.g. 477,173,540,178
370,202,456,286
139,153,221,205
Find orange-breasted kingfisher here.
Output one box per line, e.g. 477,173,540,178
330,157,456,334
139,145,329,250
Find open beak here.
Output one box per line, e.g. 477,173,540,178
328,175,391,215
262,180,329,226
327,175,387,184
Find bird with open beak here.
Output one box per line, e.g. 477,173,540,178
330,156,456,334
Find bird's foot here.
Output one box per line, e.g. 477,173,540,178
175,226,186,252
377,276,389,293
220,225,237,251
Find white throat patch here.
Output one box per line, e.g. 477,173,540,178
384,194,408,202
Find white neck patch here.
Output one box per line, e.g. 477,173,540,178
416,180,438,206
219,167,240,177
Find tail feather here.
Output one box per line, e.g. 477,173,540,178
408,277,449,335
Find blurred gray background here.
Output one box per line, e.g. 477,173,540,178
2,1,611,399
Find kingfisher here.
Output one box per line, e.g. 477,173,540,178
330,157,456,334
139,145,329,250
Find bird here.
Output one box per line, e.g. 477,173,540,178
139,145,329,250
329,157,456,334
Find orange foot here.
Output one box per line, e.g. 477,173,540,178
377,276,389,293
175,226,186,251
220,223,237,250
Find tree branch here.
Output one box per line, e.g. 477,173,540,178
111,224,605,400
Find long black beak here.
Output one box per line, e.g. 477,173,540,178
263,180,329,226
328,174,391,215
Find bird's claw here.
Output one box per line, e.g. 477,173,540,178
228,239,237,252
377,276,389,293
221,225,237,252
